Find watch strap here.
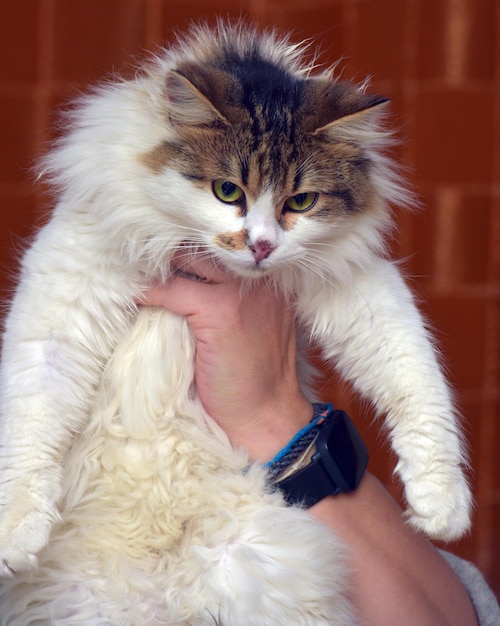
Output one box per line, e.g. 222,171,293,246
273,409,368,508
263,403,333,482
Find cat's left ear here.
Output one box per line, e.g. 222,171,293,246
165,70,228,127
314,92,389,144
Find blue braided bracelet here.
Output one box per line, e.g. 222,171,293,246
264,403,334,481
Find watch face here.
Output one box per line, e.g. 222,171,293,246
273,408,369,508
316,410,369,492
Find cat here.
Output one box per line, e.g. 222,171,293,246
0,20,471,624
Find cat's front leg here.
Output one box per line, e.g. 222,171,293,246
296,257,472,541
0,462,63,577
0,219,137,576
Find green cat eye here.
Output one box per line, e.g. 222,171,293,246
212,180,245,204
285,192,319,213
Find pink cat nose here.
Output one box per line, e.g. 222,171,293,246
250,239,275,263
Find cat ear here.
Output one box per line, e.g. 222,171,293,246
314,92,389,145
165,70,228,127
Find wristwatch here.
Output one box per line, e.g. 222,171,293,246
274,409,369,508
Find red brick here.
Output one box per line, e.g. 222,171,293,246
0,0,39,83
423,295,488,391
0,92,37,184
353,0,408,81
414,89,495,184
417,0,496,82
52,0,146,83
405,188,492,286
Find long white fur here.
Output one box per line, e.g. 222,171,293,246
0,21,471,623
0,309,354,624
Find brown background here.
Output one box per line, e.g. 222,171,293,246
1,0,498,596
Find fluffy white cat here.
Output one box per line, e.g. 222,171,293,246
0,21,471,624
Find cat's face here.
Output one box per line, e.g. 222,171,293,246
141,29,393,281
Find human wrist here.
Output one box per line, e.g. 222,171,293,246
211,391,314,464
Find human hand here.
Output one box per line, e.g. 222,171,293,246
141,253,479,626
140,251,313,462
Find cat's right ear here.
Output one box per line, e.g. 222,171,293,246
313,89,390,147
165,70,228,127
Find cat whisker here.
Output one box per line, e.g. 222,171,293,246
168,247,224,282
160,222,208,237
306,241,339,248
293,256,339,290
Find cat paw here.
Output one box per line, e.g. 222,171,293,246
0,547,38,577
403,472,472,541
0,506,59,577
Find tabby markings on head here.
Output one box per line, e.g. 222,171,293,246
142,25,389,258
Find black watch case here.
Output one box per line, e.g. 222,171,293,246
275,409,369,508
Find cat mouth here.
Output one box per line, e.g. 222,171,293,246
172,267,209,283
170,243,212,283
170,245,228,284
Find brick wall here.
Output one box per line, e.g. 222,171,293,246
1,0,498,595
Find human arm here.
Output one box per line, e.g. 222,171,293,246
141,255,478,626
312,475,477,626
